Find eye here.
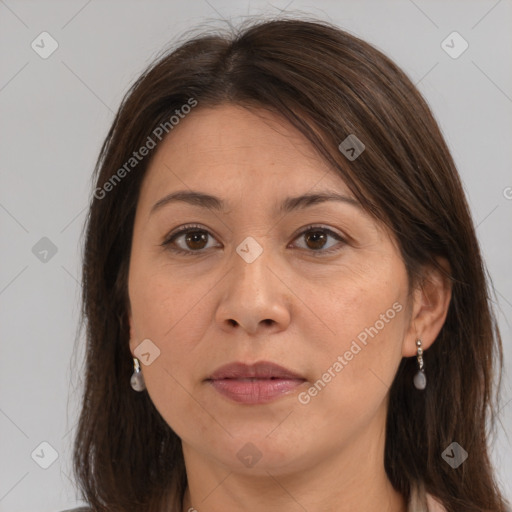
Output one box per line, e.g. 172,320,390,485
161,224,346,256
290,224,346,256
161,224,219,255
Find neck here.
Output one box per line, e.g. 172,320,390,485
179,403,407,512
181,469,405,512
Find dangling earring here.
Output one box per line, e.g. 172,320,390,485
130,357,146,391
413,338,427,390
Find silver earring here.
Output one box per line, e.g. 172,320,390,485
413,338,426,390
130,357,146,391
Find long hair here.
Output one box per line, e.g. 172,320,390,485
73,16,509,512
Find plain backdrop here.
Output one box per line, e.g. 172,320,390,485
0,1,511,510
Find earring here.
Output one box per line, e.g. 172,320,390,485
130,357,146,391
413,338,426,390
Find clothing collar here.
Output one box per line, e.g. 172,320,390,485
407,480,446,512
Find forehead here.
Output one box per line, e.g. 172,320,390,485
139,104,354,208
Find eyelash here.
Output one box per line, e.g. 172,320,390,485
161,223,347,257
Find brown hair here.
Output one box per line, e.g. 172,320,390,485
73,16,509,512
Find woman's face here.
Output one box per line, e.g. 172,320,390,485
127,104,417,475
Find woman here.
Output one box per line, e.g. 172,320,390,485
67,17,510,512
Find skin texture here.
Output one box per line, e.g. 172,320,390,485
127,104,452,512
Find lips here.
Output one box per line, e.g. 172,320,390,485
206,361,306,404
208,361,305,380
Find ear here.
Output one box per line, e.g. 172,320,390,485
402,257,452,357
126,302,136,357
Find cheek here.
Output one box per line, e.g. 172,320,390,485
305,254,406,353
294,307,405,450
129,260,208,343
128,265,215,431
296,261,407,412
127,236,409,449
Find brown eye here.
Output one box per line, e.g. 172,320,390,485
162,224,220,255
304,230,328,250
292,226,346,256
183,230,209,250
162,224,345,257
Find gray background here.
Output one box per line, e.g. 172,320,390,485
0,0,511,510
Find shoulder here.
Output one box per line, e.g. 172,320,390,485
58,508,93,512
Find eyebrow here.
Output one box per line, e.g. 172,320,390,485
150,190,361,216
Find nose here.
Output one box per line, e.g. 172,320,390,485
215,243,292,336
